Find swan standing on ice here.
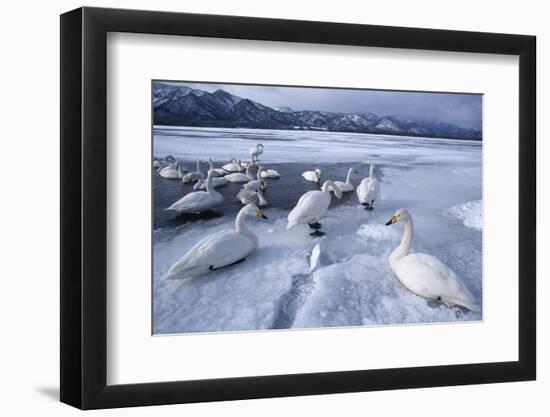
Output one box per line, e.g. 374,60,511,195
260,169,280,179
165,204,268,280
222,158,244,172
385,209,480,312
249,144,264,162
287,180,342,237
225,162,255,183
166,170,223,214
158,160,184,179
334,168,358,192
182,160,205,184
302,168,322,183
242,166,267,191
357,163,380,209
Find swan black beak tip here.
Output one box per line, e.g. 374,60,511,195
385,220,392,226
261,214,268,220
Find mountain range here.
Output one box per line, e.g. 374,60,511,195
153,83,482,140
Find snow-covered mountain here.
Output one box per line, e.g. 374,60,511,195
153,83,482,140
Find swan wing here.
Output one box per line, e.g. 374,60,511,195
392,253,477,310
334,181,353,192
225,173,250,182
365,177,380,200
287,191,329,228
356,178,369,202
166,230,256,279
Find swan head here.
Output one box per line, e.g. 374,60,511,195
385,208,410,226
257,143,264,149
243,203,268,219
314,168,322,181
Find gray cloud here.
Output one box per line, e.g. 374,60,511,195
170,81,482,129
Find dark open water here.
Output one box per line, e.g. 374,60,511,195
153,160,377,230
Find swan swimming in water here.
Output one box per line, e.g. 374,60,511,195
287,180,342,236
158,160,183,179
181,160,205,183
222,158,244,173
260,168,280,179
242,166,267,191
302,168,322,183
357,163,380,209
249,143,264,161
193,176,227,190
165,204,268,280
225,162,255,183
166,170,223,214
237,181,267,206
207,158,227,177
334,167,358,193
385,209,480,312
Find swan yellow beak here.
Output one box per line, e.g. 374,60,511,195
385,215,398,226
256,210,268,220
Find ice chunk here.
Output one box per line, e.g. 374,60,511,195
447,200,482,231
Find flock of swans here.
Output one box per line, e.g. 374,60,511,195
154,143,480,313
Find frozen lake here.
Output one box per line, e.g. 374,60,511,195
153,126,482,334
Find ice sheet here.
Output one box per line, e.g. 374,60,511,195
152,127,482,334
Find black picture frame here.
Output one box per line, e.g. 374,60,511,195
60,6,536,410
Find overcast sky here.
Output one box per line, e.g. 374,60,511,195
170,81,482,129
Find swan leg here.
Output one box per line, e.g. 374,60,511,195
310,230,325,237
308,222,322,230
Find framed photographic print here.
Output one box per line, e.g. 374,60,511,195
60,6,536,410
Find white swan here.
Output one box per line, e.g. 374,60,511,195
260,169,280,179
153,158,162,169
222,158,244,173
193,176,227,190
385,209,480,312
287,180,342,236
181,160,205,184
166,170,223,213
237,182,267,207
208,159,227,177
249,143,264,161
165,204,268,280
334,168,357,192
225,162,255,183
302,168,322,183
242,166,267,191
158,160,183,179
357,163,380,209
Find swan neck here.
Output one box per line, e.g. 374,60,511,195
391,218,413,263
346,168,353,184
321,181,329,192
246,163,253,178
235,208,254,239
205,173,214,193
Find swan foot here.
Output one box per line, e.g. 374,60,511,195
310,230,325,237
308,222,322,230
